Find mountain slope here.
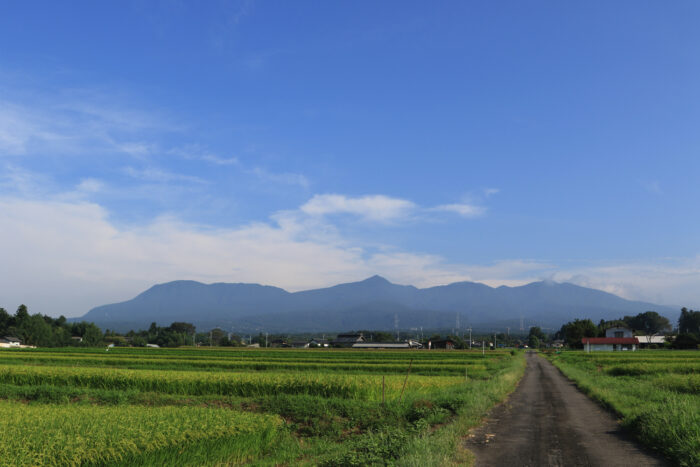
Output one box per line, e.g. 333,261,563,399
77,276,677,332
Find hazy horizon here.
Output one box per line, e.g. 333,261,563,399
1,1,699,318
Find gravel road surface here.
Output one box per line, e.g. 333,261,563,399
465,352,668,467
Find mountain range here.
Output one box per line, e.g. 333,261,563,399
76,276,678,333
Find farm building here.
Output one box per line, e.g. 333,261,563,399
289,341,310,349
428,339,455,350
309,338,330,347
635,335,666,347
580,325,639,352
582,336,639,352
0,336,21,348
270,339,287,348
332,333,365,347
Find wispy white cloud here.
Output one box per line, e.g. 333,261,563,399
76,178,103,193
432,203,486,218
250,167,309,188
123,166,207,184
0,93,173,158
300,194,416,222
168,144,239,166
643,180,663,195
116,142,157,158
299,194,492,222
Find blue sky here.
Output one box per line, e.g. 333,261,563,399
1,1,699,317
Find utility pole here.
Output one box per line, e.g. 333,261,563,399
494,333,497,350
468,328,472,350
265,332,268,348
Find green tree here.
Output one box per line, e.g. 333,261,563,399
14,304,29,326
623,311,671,335
21,314,53,346
0,308,10,336
558,319,597,348
528,334,540,349
678,308,700,335
81,323,103,346
528,326,545,341
209,328,228,346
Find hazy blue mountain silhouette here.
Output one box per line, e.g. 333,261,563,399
78,275,677,332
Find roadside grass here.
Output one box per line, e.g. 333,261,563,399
547,351,699,467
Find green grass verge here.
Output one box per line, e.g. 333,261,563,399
546,351,699,467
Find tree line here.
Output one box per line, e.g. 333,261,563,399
0,305,102,347
555,309,700,349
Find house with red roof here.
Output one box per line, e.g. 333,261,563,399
582,325,638,352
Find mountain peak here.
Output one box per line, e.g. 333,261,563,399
361,275,391,284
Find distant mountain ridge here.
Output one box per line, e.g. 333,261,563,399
77,276,677,332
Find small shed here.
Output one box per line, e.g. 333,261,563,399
428,339,455,350
551,339,565,349
635,335,666,347
332,333,365,347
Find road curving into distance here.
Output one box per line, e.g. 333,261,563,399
465,352,668,467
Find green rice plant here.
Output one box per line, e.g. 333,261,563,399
0,364,466,400
0,346,526,465
0,400,283,466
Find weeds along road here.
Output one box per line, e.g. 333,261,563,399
465,352,668,467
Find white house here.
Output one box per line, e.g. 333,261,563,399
605,326,634,338
0,337,21,348
581,325,639,352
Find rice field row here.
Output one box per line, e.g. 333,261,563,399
0,401,283,466
0,351,509,376
0,347,525,465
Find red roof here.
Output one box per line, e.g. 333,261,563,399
581,337,639,345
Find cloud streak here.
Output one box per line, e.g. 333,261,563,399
300,194,416,222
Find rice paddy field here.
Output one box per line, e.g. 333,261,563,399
0,346,525,466
547,350,700,467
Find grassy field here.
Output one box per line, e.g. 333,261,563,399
0,346,524,466
547,350,700,467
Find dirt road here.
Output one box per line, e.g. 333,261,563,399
465,352,668,467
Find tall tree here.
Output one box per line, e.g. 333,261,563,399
558,319,597,348
678,308,700,335
623,311,671,335
528,326,545,341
